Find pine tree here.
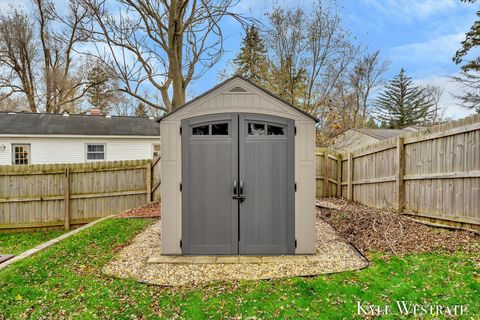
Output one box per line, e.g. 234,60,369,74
86,62,115,114
233,26,269,85
453,0,480,113
374,69,434,128
134,102,147,117
270,56,307,105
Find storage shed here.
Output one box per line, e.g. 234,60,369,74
158,76,317,255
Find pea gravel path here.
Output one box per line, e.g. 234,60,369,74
102,216,368,286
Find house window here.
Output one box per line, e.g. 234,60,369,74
12,144,30,165
86,144,105,161
152,144,161,158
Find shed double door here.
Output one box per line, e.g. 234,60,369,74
181,113,295,255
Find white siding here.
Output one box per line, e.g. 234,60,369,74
161,77,316,254
0,137,160,165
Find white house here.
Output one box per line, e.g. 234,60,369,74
0,112,160,165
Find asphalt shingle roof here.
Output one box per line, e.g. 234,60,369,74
354,128,407,140
0,112,160,136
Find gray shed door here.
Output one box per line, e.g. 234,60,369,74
181,113,294,255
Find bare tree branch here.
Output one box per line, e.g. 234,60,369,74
78,0,255,112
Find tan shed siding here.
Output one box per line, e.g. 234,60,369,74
160,77,316,255
295,121,316,254
0,137,159,165
160,122,182,254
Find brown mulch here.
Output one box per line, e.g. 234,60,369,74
115,202,160,218
317,198,480,257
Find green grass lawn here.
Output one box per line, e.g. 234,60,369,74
0,229,67,255
0,218,478,319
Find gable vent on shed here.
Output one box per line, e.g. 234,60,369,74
228,86,247,93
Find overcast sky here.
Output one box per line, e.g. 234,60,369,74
1,0,478,119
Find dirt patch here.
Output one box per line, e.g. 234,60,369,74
317,198,480,257
115,202,160,218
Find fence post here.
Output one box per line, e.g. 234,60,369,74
64,167,70,230
396,137,406,211
146,162,152,203
336,154,342,197
347,152,353,201
323,153,329,197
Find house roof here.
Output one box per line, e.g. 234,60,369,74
156,75,319,122
0,112,160,136
353,128,407,140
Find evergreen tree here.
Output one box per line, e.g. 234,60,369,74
86,62,115,114
453,0,480,113
270,56,307,105
233,26,269,84
134,102,147,117
374,69,434,128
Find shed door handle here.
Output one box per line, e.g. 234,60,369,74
233,180,246,203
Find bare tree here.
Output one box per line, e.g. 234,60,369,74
264,2,359,119
348,50,390,124
35,0,94,113
0,11,39,112
79,0,253,112
303,2,359,115
266,7,306,105
0,1,93,113
424,84,445,124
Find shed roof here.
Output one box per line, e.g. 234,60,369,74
157,75,319,122
0,112,160,136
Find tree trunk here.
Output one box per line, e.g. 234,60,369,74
168,0,186,110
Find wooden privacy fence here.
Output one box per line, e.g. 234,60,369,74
0,157,161,231
328,114,479,228
315,149,342,198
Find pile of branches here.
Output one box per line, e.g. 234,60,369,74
318,198,479,256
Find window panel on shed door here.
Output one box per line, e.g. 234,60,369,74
248,122,266,135
212,123,229,135
191,123,229,136
267,125,285,136
192,125,209,135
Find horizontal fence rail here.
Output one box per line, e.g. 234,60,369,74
0,157,161,231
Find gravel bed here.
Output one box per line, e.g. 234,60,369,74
102,217,368,286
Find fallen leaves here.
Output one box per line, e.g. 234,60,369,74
115,202,160,219
317,198,480,257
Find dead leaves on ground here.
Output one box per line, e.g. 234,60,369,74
317,198,479,257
